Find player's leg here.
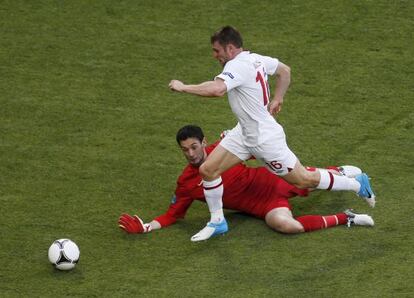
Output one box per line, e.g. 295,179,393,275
199,144,243,223
295,209,374,231
255,138,375,207
305,165,362,191
192,129,251,242
293,162,355,192
199,144,243,180
283,160,357,191
265,207,304,233
265,208,374,233
284,161,375,207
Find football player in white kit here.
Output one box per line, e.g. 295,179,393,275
169,26,375,242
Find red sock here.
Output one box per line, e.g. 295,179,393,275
296,213,347,232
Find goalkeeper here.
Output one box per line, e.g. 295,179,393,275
119,125,374,236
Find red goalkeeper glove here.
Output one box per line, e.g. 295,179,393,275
118,213,152,234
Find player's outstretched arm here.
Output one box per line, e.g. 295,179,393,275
268,62,291,115
169,79,227,97
118,213,161,234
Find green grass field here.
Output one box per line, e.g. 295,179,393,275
1,0,413,296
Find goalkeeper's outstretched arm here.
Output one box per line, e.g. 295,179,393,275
118,214,162,234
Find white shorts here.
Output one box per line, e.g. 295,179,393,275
220,126,298,176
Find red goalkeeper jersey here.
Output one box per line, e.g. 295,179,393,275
154,142,308,227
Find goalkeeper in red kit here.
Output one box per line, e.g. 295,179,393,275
119,125,374,236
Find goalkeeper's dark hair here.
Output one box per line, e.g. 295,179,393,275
211,25,243,48
176,125,204,144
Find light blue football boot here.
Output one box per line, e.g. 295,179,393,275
355,173,376,208
191,219,228,242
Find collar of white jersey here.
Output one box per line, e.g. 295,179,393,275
234,50,250,59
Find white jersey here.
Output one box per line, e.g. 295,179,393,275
215,51,284,147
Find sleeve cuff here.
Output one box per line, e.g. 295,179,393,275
153,214,177,227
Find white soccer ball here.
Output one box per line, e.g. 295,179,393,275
48,239,80,270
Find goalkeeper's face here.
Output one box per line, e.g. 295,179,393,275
179,137,207,167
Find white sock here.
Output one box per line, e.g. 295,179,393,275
317,169,360,192
203,177,224,224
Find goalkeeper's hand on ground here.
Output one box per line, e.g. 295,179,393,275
118,213,152,234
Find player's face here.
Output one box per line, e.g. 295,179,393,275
212,41,232,66
179,138,207,167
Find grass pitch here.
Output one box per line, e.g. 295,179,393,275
1,0,413,297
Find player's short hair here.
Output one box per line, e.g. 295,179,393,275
211,25,243,48
176,125,204,144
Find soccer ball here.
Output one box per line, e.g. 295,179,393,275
48,239,80,270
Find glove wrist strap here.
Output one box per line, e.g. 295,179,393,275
143,223,152,233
